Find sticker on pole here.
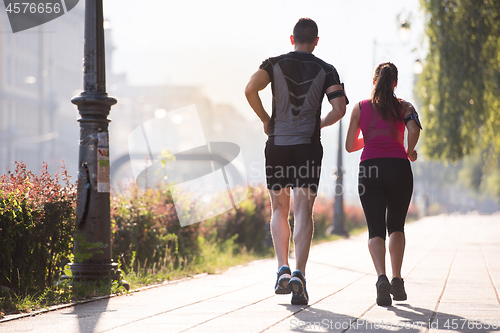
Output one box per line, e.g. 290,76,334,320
3,0,79,33
97,131,110,193
128,105,248,227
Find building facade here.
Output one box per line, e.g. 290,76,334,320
0,5,84,176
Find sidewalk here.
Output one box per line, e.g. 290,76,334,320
2,214,500,332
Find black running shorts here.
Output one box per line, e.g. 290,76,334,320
265,142,323,193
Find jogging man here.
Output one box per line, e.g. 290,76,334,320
245,18,347,305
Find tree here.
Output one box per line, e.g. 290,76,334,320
417,0,500,164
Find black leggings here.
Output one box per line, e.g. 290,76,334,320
358,158,413,240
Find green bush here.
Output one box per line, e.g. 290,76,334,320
111,184,201,274
0,162,75,295
200,186,273,256
110,184,275,274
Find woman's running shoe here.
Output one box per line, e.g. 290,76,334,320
376,274,392,306
391,277,407,301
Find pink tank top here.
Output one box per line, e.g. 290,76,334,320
359,99,407,162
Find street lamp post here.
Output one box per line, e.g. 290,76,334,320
329,119,348,237
69,0,118,280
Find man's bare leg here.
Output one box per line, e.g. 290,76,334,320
269,188,291,269
292,187,316,275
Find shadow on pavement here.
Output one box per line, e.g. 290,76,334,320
61,298,112,333
279,303,500,332
387,303,500,332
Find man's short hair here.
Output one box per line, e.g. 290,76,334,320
293,18,318,45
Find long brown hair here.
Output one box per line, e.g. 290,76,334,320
370,62,401,122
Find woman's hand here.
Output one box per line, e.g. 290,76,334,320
407,149,418,162
263,120,270,135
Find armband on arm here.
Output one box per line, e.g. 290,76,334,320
327,83,349,105
404,110,423,129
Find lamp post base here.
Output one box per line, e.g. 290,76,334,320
326,225,349,238
67,262,120,280
60,262,130,291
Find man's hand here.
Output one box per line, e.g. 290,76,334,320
245,69,271,134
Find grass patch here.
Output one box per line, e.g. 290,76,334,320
123,235,272,288
0,279,127,318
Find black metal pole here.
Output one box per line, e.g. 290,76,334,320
330,119,348,237
69,0,118,280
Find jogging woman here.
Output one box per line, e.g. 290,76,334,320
345,62,421,306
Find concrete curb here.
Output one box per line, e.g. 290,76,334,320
0,273,209,324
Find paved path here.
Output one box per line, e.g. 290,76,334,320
2,214,500,332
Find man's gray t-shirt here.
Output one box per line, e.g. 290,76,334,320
260,51,342,145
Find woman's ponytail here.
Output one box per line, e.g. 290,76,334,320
370,62,401,122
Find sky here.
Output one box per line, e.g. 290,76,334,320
102,0,425,120
100,0,426,199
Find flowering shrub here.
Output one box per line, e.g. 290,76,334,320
201,186,273,256
0,162,75,294
110,184,201,273
110,185,274,274
292,196,366,241
343,203,366,230
311,196,335,237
